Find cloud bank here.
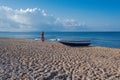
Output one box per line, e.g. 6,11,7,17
0,6,86,32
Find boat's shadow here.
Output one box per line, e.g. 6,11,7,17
60,43,93,47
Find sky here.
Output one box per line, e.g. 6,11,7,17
0,0,120,32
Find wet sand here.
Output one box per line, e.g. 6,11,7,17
0,38,120,80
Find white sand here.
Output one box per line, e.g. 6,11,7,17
0,38,120,80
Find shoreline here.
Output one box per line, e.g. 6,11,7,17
0,38,120,79
0,37,120,49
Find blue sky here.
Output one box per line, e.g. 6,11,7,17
0,0,120,31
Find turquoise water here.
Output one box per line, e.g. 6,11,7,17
0,32,120,48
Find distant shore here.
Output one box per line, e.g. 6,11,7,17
0,38,120,79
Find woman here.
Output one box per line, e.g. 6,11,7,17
41,32,45,42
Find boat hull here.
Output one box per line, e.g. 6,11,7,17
59,40,91,46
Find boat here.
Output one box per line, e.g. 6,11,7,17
58,40,91,46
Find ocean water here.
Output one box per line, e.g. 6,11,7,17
0,32,120,48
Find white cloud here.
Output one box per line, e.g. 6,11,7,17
56,18,85,27
41,10,47,16
0,6,85,32
55,18,86,30
18,8,38,13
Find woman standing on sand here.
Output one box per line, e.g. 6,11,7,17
41,32,45,42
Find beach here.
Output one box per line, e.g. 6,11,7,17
0,38,120,80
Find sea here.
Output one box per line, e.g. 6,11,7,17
0,32,120,48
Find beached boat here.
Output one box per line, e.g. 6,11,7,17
59,40,91,46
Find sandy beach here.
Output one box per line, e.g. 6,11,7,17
0,38,120,80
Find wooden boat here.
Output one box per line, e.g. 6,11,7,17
59,40,91,46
